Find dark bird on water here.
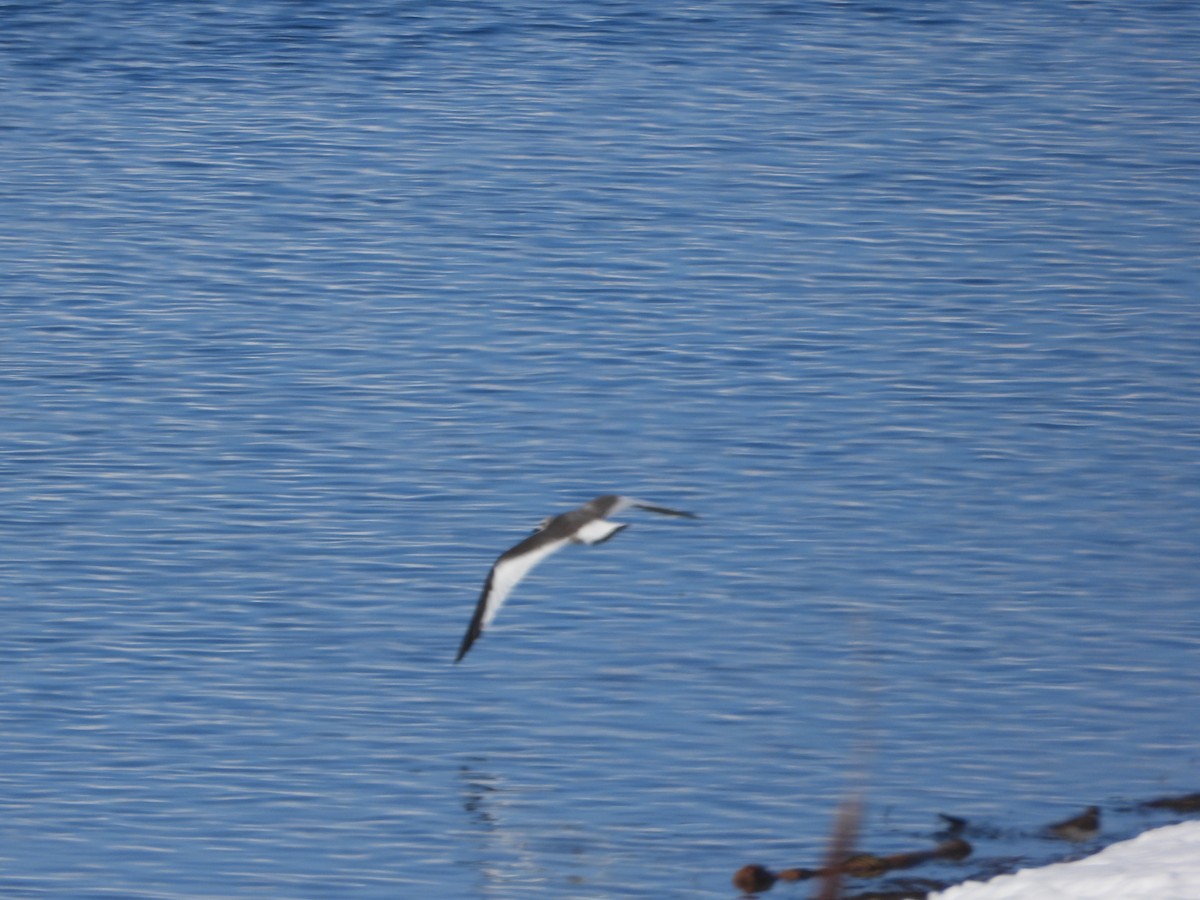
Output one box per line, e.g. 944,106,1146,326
1047,806,1101,842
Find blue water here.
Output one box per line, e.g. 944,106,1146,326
3,2,1199,897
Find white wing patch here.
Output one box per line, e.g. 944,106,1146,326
573,519,626,545
482,538,570,628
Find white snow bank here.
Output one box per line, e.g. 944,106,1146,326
931,821,1200,900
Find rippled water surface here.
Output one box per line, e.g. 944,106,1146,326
3,2,1199,897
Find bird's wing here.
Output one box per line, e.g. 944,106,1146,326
606,496,699,519
573,519,629,545
455,535,570,662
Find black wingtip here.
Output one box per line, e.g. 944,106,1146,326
633,503,700,519
455,628,478,663
456,567,496,663
456,602,487,662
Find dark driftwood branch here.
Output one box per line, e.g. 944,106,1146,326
732,837,971,894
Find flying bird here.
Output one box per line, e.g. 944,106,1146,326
455,494,698,662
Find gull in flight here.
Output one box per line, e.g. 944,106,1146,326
455,494,698,662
